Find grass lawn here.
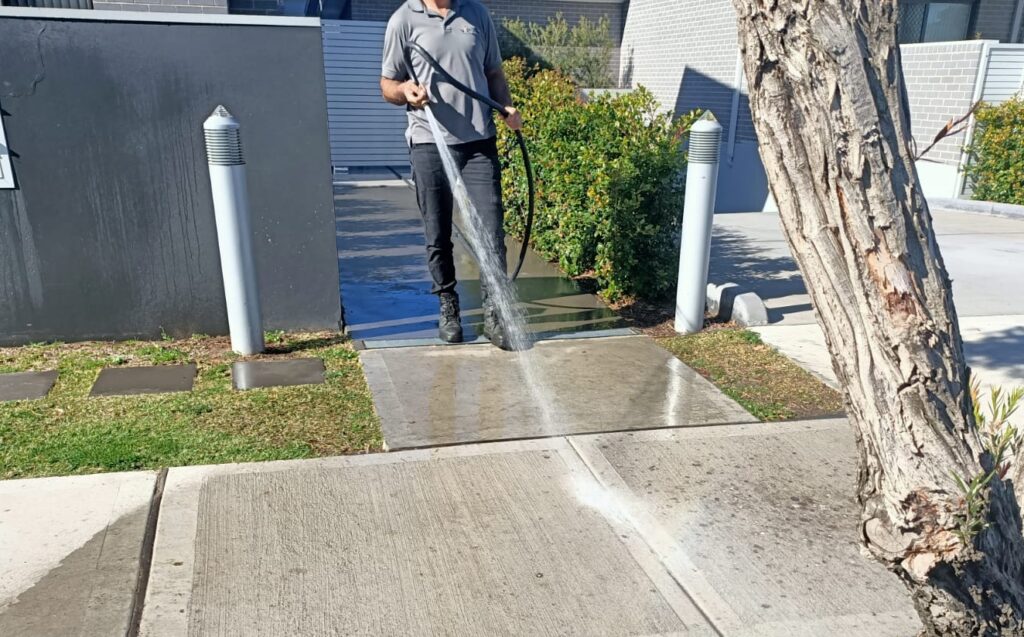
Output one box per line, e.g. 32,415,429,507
0,332,381,479
658,326,844,421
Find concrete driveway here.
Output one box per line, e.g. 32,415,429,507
710,208,1024,421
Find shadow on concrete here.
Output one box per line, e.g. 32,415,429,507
967,325,1024,383
0,505,148,636
709,226,807,323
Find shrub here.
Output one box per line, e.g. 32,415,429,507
500,13,615,88
498,58,700,300
967,97,1024,206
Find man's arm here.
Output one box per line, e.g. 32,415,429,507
381,77,429,108
380,16,428,109
486,67,522,131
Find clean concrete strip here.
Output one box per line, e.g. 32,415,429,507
0,471,157,636
360,335,757,449
142,440,714,636
570,420,920,637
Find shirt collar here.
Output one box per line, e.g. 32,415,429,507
407,0,459,15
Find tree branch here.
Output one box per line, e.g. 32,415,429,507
914,102,980,161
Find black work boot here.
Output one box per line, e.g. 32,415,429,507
482,293,512,351
438,291,464,344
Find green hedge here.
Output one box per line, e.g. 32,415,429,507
967,97,1024,206
498,58,699,300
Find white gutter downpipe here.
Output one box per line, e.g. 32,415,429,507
954,42,992,199
726,53,744,164
1011,0,1024,43
203,106,265,355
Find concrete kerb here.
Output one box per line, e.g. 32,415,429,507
706,282,769,327
930,197,1024,220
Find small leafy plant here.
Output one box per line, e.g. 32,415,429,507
500,13,615,88
966,97,1024,206
952,379,1023,545
498,58,699,300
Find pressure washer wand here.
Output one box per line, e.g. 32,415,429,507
402,42,536,281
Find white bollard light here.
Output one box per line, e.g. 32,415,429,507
203,105,265,355
675,112,723,334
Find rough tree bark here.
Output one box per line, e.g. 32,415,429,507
729,1,1024,634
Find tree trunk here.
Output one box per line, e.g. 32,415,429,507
729,1,1024,634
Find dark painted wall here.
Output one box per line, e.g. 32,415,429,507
0,16,341,345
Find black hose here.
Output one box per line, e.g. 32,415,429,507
403,41,535,281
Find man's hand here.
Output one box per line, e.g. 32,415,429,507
403,81,429,109
503,106,523,131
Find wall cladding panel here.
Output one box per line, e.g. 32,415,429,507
0,16,340,344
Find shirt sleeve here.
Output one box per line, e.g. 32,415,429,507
381,16,409,81
482,10,503,74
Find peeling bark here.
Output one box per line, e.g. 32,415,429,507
730,1,1024,634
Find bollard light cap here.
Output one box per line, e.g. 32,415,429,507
203,105,244,166
690,111,723,134
203,105,240,132
688,111,722,165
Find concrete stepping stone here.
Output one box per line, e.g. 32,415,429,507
90,364,197,397
232,358,325,390
0,371,58,402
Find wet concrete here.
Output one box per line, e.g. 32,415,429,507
335,184,624,343
0,471,156,636
232,358,325,390
360,335,756,449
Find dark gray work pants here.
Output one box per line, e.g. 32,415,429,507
409,136,506,295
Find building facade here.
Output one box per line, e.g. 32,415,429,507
621,0,1024,210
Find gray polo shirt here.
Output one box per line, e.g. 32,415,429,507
382,0,502,146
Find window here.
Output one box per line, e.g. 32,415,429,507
899,1,977,43
0,115,14,189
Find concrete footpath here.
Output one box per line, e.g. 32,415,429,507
711,207,1024,423
2,421,922,636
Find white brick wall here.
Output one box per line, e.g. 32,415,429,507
94,0,227,13
900,41,986,166
623,3,990,166
620,0,754,142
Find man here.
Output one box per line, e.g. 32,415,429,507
380,0,522,350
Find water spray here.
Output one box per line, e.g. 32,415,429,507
402,42,535,280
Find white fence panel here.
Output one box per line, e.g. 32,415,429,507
981,45,1024,103
322,20,409,170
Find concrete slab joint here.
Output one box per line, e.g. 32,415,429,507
706,282,769,327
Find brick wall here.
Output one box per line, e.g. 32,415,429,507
622,1,990,162
901,41,985,165
620,0,755,141
227,0,277,15
974,0,1018,42
95,0,226,13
